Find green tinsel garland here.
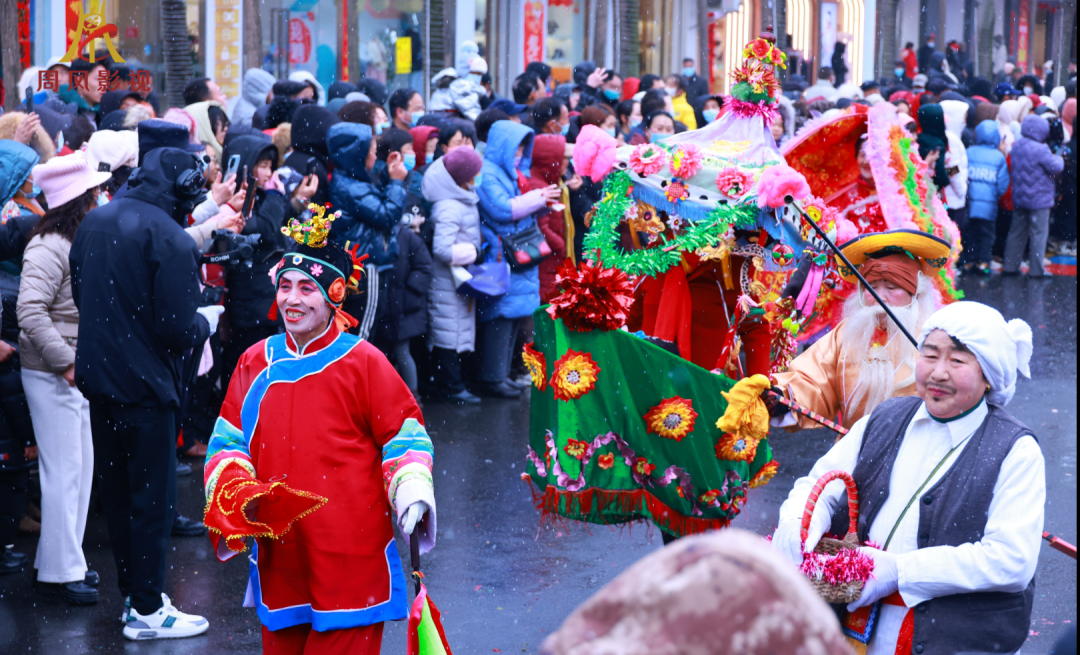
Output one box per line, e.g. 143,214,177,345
583,169,759,278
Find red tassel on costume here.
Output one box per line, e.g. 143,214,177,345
268,304,278,321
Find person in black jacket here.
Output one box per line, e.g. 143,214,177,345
283,104,339,207
219,135,316,389
69,147,217,639
374,226,434,398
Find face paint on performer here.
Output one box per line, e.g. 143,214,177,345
915,329,988,419
276,270,334,348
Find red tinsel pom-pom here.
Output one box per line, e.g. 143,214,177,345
546,258,635,332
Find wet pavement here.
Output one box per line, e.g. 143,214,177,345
0,274,1074,654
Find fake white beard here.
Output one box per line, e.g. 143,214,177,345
840,274,938,415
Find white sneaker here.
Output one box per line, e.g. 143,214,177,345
122,593,209,640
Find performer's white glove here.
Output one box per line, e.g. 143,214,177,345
771,518,825,566
197,305,225,333
847,547,899,611
400,500,430,535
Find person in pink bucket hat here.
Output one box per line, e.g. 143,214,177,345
32,152,111,212
17,151,110,606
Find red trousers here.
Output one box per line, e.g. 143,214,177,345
262,622,384,655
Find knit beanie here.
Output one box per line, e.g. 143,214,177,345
442,147,483,186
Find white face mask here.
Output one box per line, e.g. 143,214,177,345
664,87,677,97
1023,86,1034,96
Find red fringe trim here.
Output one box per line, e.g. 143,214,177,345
537,484,730,538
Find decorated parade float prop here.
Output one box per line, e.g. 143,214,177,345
523,30,966,539
782,101,964,340
524,32,843,537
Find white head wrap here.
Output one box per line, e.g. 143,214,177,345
917,302,1033,407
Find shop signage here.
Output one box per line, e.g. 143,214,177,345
205,0,243,102
1016,0,1029,72
60,0,125,64
523,0,545,66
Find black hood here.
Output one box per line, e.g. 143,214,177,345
223,135,278,193
356,78,388,105
290,104,340,161
265,97,301,129
327,81,358,101
126,148,201,223
573,61,597,86
100,89,142,117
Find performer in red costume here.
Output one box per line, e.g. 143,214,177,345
825,136,889,235
203,206,436,655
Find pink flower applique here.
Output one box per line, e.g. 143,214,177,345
628,144,668,176
669,144,703,180
715,168,754,199
310,264,324,277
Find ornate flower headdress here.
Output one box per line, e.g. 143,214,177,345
281,202,342,247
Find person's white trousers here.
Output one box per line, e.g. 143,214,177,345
22,368,93,584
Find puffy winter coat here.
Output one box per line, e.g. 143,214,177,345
69,148,210,409
231,68,276,127
221,136,290,331
477,120,547,322
940,100,970,210
17,233,78,374
966,121,1011,221
283,104,339,207
531,134,570,302
327,122,408,268
377,226,434,343
423,158,482,352
1010,115,1065,210
289,70,327,107
0,142,41,260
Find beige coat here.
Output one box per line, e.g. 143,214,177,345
17,233,78,373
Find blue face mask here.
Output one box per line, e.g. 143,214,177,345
402,153,416,172
682,67,695,78
702,108,719,123
376,121,390,135
30,183,42,198
630,119,642,129
895,67,905,77
473,174,483,187
560,122,570,136
649,132,668,144
410,111,425,127
97,192,109,206
426,152,434,165
514,154,523,168
603,127,617,138
603,89,620,101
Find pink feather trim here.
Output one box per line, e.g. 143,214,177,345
756,164,811,209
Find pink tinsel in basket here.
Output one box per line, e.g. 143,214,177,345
756,164,811,209
724,97,778,126
628,144,668,176
800,547,876,586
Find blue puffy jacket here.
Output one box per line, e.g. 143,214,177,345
326,122,407,268
1010,115,1064,210
477,121,545,322
965,121,1011,221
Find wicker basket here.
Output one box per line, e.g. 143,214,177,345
801,469,864,604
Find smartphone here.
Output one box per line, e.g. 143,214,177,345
305,156,316,177
25,87,33,115
241,173,257,219
225,154,241,180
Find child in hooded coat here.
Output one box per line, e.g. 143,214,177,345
473,121,559,398
530,134,575,302
963,120,1011,272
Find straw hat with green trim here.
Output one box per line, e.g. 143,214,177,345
835,229,952,284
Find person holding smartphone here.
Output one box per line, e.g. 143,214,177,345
219,136,318,389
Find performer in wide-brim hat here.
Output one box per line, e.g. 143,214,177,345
771,229,952,431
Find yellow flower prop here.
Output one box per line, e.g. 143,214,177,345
643,396,698,442
749,460,779,488
714,432,761,462
716,374,771,442
522,343,547,391
550,350,601,402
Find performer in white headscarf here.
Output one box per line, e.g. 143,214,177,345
773,301,1044,655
